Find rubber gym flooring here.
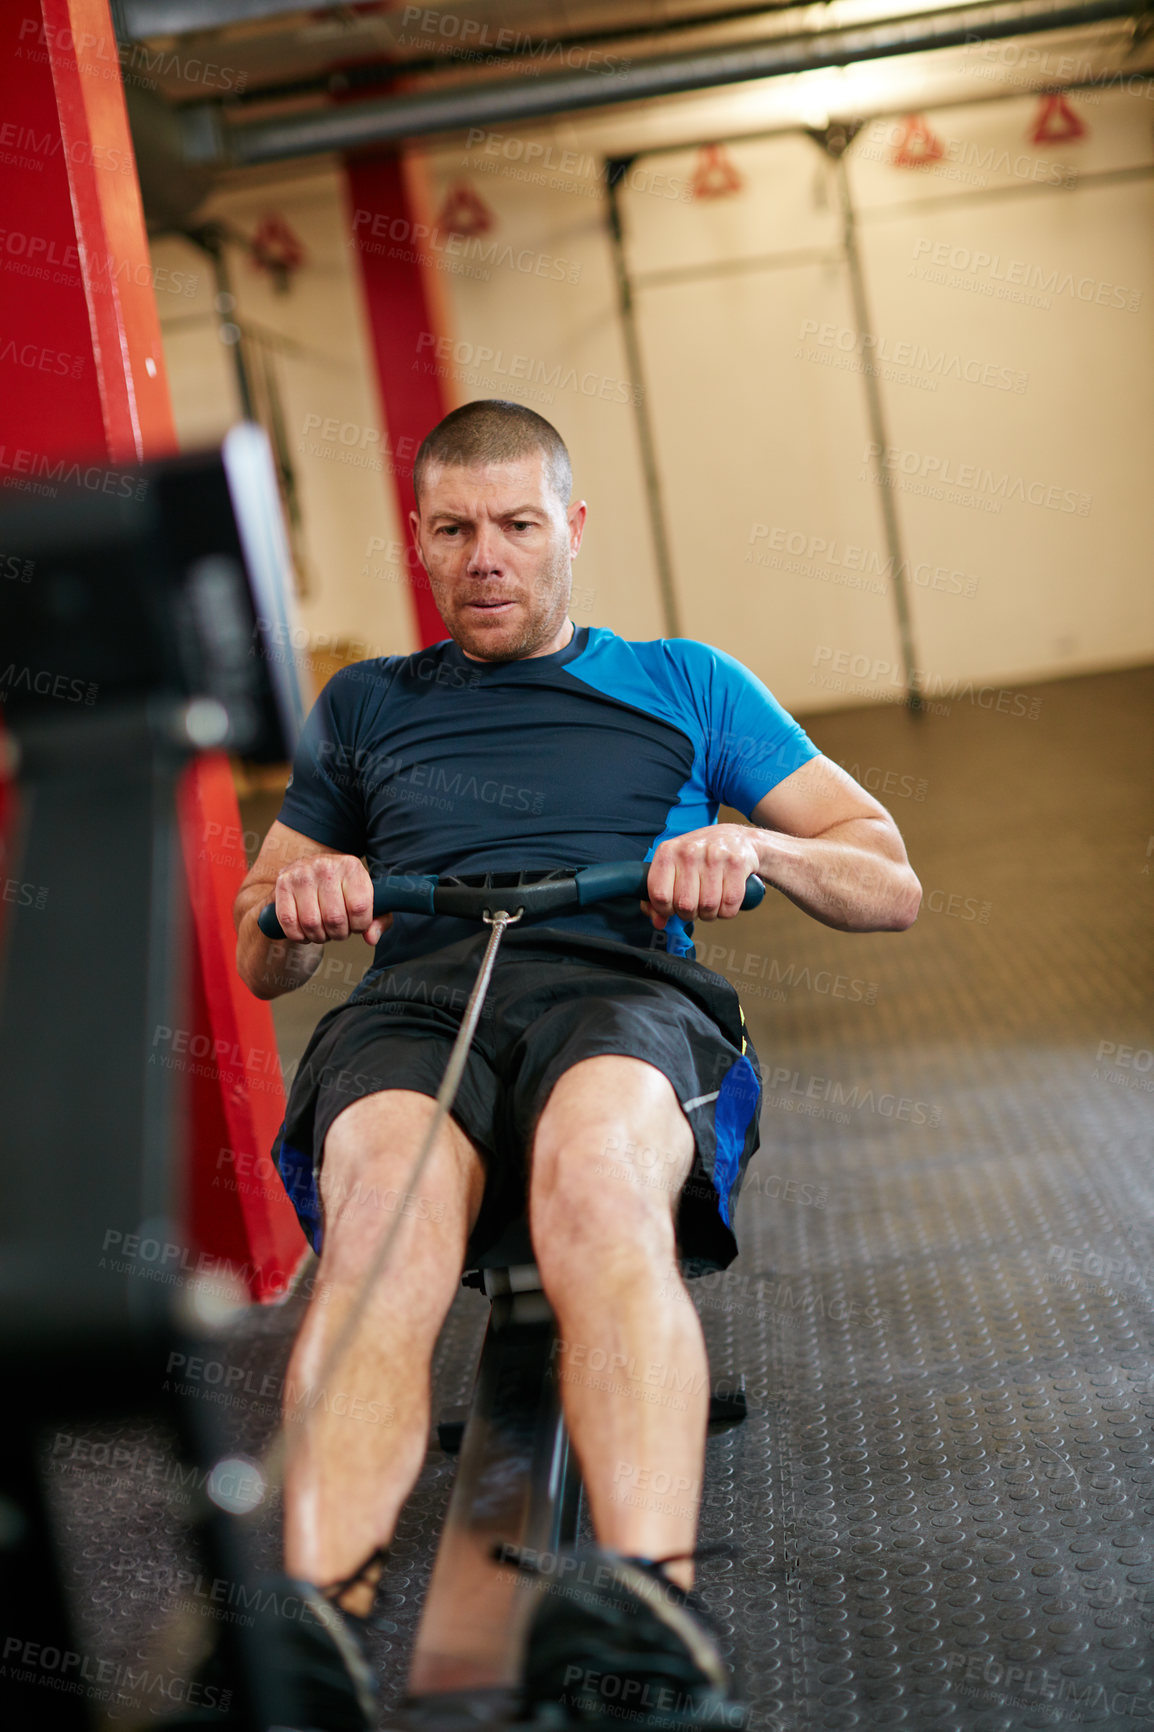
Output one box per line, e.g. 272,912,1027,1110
41,664,1154,1730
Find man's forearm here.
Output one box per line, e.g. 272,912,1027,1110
749,817,921,932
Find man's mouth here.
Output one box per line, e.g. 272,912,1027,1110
465,598,516,612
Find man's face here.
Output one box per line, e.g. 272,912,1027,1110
410,452,586,661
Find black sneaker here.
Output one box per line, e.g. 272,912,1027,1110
155,1551,386,1729
497,1541,748,1730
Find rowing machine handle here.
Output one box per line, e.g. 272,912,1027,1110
257,861,764,941
572,860,764,911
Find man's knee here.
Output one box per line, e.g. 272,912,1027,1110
534,1056,691,1156
319,1091,484,1261
531,1115,689,1280
532,1059,693,1211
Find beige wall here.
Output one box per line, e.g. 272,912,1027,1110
153,70,1154,717
609,91,1154,712
152,162,414,689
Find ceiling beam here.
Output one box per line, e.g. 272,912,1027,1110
179,0,1142,165
114,0,345,36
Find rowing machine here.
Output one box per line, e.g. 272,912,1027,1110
259,864,758,1727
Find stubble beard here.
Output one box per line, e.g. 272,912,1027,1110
440,546,572,663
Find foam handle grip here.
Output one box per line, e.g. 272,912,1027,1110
256,872,440,939
256,901,291,940
575,861,765,911
742,874,766,912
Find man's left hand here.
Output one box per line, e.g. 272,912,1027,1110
642,826,762,930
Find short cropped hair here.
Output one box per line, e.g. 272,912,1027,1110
413,399,572,510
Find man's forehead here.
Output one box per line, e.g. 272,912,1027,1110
420,453,552,513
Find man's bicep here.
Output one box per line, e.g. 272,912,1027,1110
749,755,896,841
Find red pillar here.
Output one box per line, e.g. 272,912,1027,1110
345,152,454,648
0,0,304,1299
1,0,170,460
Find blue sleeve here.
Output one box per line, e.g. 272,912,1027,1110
275,670,367,855
698,644,820,814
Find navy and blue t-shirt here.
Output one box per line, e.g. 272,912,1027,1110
275,624,819,971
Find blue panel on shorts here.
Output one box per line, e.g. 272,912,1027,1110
712,1054,761,1227
274,1123,325,1256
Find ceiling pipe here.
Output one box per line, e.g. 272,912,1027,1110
114,0,319,29
180,0,1141,166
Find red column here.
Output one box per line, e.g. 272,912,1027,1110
0,0,304,1299
178,757,305,1298
345,152,454,648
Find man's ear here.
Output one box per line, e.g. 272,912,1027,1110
568,499,588,557
408,509,429,573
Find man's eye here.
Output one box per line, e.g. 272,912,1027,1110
438,525,460,535
511,521,533,531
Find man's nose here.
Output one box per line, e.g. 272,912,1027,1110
467,525,502,574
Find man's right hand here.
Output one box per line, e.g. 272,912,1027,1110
234,823,394,999
272,853,391,947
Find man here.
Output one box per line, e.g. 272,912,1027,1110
230,400,920,1728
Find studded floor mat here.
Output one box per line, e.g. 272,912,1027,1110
35,667,1154,1730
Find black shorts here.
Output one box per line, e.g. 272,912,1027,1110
272,926,762,1276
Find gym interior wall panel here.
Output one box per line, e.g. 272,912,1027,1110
618,131,842,278
631,256,905,716
614,126,902,713
146,232,217,317
849,86,1154,215
155,165,415,660
417,133,665,643
852,137,1154,687
149,233,239,449
152,320,242,453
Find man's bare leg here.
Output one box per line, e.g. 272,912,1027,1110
283,1090,487,1616
529,1055,707,1594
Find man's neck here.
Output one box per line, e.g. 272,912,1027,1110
531,618,575,659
